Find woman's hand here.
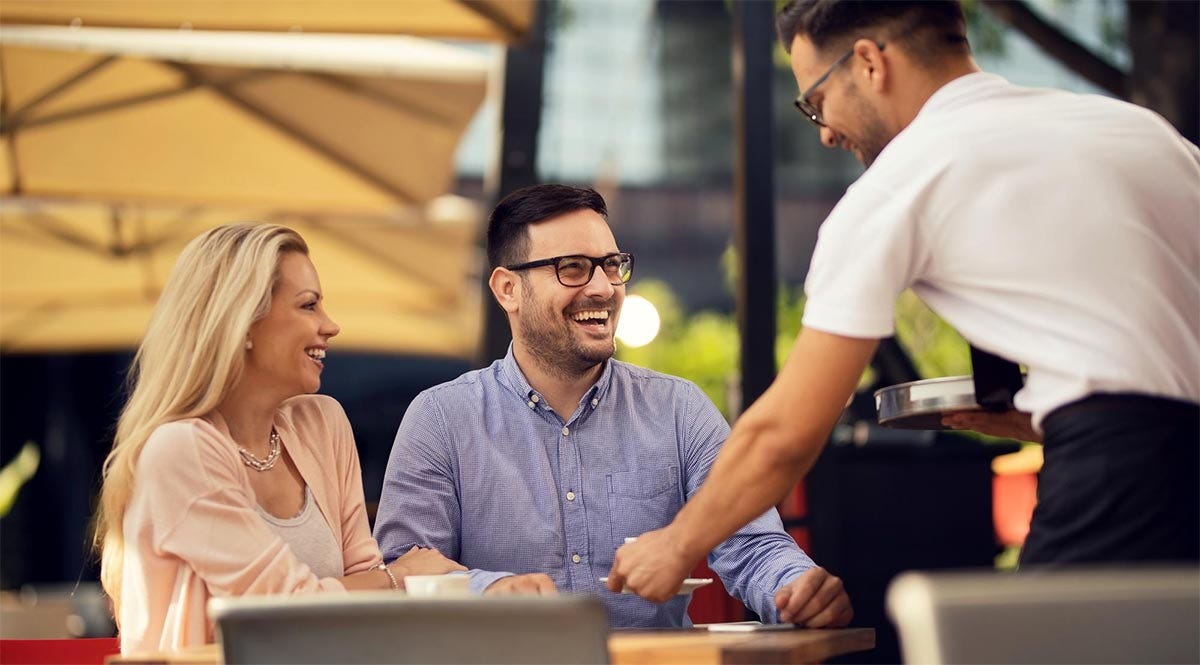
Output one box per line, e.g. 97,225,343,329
388,545,467,580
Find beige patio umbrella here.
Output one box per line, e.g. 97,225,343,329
0,26,493,355
0,196,483,355
0,1,535,43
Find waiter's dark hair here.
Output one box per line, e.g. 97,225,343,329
777,0,969,67
487,184,608,269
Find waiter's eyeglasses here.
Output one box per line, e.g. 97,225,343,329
506,252,635,287
794,42,885,128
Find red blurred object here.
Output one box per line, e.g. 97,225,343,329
778,483,807,520
686,560,745,624
993,471,1038,546
0,638,120,665
787,526,811,553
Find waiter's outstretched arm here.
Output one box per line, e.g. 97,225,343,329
607,328,878,602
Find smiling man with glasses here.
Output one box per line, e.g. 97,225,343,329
374,183,851,629
610,0,1199,604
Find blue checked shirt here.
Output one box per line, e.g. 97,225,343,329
373,347,817,627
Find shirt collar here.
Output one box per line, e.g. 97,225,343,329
499,343,616,412
916,71,1008,120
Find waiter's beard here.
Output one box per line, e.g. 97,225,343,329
845,84,892,167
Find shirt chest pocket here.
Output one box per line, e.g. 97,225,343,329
606,466,682,553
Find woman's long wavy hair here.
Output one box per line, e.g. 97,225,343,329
95,223,308,617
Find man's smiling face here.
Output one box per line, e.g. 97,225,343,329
512,208,625,377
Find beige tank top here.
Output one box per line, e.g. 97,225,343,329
256,486,344,580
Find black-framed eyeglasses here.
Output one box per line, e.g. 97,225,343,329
505,252,634,287
793,42,885,128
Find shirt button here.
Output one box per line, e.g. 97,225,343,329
591,398,599,407
527,401,535,408
531,394,540,403
561,426,570,436
572,553,582,564
566,491,576,501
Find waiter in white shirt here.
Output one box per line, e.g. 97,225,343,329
607,0,1199,607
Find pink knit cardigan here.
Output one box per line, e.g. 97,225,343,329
117,395,383,654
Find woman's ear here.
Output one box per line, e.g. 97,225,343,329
489,267,520,314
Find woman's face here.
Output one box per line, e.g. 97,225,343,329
244,252,340,398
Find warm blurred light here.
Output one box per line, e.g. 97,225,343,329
616,295,660,347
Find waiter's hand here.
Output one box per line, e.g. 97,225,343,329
606,528,695,603
774,567,853,627
943,409,1042,443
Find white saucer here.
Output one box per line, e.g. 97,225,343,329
598,577,713,595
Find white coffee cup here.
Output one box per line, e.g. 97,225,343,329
404,573,471,597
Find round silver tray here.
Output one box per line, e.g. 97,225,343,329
874,375,982,430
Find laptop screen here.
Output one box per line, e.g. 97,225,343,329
210,592,610,665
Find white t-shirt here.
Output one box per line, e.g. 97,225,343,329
802,72,1200,427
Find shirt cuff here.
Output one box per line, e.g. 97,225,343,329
467,569,515,594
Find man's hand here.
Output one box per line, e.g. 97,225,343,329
942,409,1041,443
606,528,697,603
774,567,853,627
484,573,557,595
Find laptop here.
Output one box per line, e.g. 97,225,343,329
209,592,610,665
887,567,1200,664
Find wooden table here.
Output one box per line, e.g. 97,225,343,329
610,628,875,664
109,628,875,665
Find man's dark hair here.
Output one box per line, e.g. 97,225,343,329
486,184,608,269
776,0,969,66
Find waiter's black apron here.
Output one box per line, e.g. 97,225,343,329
968,346,1198,565
1019,392,1200,566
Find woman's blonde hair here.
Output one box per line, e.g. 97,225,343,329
95,222,308,616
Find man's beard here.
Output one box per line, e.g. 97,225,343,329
519,295,616,381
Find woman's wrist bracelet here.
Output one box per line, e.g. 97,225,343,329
375,562,400,590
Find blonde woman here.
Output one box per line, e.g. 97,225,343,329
95,223,464,654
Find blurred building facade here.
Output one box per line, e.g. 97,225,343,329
456,0,1128,313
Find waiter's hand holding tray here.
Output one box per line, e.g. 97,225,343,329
874,375,988,430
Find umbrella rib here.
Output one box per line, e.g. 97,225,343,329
170,63,421,206
11,70,270,133
456,0,525,43
122,206,162,300
1,55,117,133
1,202,177,259
0,51,21,193
309,73,465,130
1,208,111,255
288,214,460,301
104,203,215,258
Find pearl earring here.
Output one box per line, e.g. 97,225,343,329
245,340,253,351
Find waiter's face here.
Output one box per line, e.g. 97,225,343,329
790,35,893,167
